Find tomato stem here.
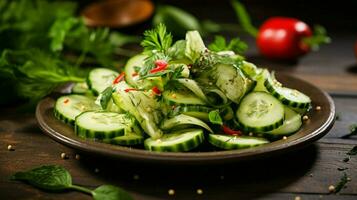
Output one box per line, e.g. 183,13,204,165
302,25,331,51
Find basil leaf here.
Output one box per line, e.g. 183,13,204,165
12,165,72,191
100,86,113,109
92,185,133,200
209,110,223,125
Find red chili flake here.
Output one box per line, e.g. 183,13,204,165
113,72,125,84
222,125,242,136
152,86,161,95
124,88,137,93
63,99,69,104
132,72,138,77
150,60,168,73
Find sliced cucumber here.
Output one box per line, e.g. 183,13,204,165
171,105,213,121
177,78,208,102
253,69,269,92
162,90,206,105
75,111,134,140
104,134,144,146
213,63,255,104
88,68,119,95
161,114,213,133
144,129,204,152
72,82,90,94
236,92,284,132
267,106,302,135
264,75,311,109
54,95,100,125
124,54,147,87
208,134,269,150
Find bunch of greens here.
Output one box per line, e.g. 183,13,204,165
0,0,139,107
12,165,133,200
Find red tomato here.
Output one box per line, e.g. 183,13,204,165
222,125,242,136
257,17,312,60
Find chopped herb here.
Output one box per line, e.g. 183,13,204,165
99,87,114,109
343,156,350,162
337,167,348,171
334,173,349,193
341,124,357,139
347,145,357,155
141,23,173,53
208,35,248,54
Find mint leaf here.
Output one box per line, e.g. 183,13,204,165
209,110,223,125
92,185,133,200
12,165,72,191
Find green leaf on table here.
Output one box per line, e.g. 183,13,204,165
11,165,72,191
208,35,248,54
92,185,133,200
341,124,357,139
208,110,223,125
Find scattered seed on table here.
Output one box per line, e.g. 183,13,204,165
75,154,80,160
315,106,321,111
295,196,301,200
7,145,14,151
168,189,175,195
303,115,309,121
283,136,287,140
60,153,68,159
328,185,335,193
309,173,313,177
94,168,100,173
196,189,203,195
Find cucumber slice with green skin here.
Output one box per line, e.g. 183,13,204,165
72,82,90,94
104,134,144,146
236,92,284,132
75,111,132,140
162,90,207,106
144,129,204,152
208,134,269,150
267,106,302,135
253,69,269,92
161,114,213,133
54,95,100,125
171,105,213,121
87,68,119,95
264,76,311,109
124,54,147,87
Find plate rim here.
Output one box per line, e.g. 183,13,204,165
36,74,335,164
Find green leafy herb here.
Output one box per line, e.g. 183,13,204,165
12,165,72,191
208,35,248,54
347,145,357,155
141,23,173,53
208,110,223,125
334,172,349,193
230,0,258,37
341,124,357,139
100,87,114,109
0,49,86,106
92,185,133,200
12,165,133,200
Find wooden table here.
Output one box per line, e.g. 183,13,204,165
1,1,357,197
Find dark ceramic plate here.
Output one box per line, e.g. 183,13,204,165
36,74,335,165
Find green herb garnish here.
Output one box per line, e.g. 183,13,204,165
209,110,223,125
12,165,133,200
141,23,173,53
100,87,114,110
341,124,357,139
208,35,248,54
334,172,349,193
347,145,357,155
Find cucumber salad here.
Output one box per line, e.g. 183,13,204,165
54,24,312,152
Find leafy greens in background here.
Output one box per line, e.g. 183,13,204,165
12,165,133,200
0,0,139,107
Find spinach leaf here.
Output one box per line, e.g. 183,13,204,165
209,110,223,125
12,165,72,191
92,185,133,200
